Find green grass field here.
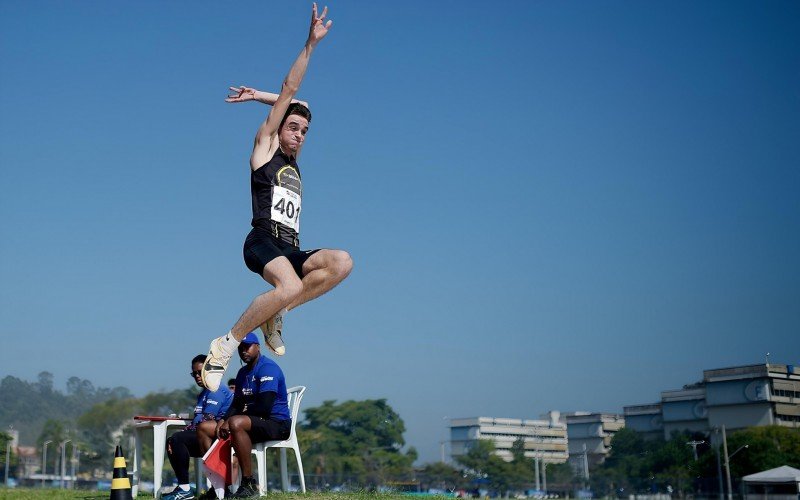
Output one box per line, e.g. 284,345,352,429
0,488,427,500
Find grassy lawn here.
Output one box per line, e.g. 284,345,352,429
0,488,430,499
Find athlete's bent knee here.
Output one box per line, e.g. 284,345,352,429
279,278,304,304
334,250,353,279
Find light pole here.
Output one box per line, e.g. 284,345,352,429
686,440,705,461
722,426,732,500
715,444,724,500
542,460,547,494
722,425,748,500
70,445,78,489
4,426,12,486
582,443,590,483
42,440,52,487
725,444,749,500
531,436,546,492
59,440,71,488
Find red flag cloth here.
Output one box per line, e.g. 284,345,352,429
202,437,232,488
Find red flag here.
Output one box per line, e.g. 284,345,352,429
202,437,232,488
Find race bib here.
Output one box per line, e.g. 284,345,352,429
271,185,301,233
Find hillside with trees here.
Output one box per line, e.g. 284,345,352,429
0,372,133,445
0,372,197,477
0,373,420,487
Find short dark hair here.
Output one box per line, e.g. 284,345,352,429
191,354,207,365
280,103,312,130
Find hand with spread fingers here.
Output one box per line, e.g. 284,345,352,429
225,86,257,104
307,2,332,46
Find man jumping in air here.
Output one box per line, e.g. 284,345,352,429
202,3,352,391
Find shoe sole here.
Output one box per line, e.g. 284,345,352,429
201,360,226,390
266,339,286,356
201,339,229,391
264,316,286,356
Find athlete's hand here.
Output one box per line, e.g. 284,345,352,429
307,3,332,46
226,86,256,103
226,86,308,108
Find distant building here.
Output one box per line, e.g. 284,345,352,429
704,363,800,430
449,414,568,464
4,428,37,479
16,446,38,478
624,362,800,440
565,412,624,473
661,383,708,438
622,403,663,440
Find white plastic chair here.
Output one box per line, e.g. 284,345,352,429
251,385,307,495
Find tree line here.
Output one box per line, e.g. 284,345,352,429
0,372,421,486
2,371,798,494
590,426,800,497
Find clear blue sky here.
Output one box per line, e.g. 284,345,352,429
1,1,798,463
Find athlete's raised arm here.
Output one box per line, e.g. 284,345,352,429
226,86,309,110
250,3,331,170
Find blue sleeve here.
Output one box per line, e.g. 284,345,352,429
255,362,281,394
192,390,207,425
204,386,234,420
218,387,234,417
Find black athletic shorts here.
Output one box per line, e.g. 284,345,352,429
243,227,320,278
247,416,291,443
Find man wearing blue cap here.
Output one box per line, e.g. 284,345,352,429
163,355,233,500
205,333,291,498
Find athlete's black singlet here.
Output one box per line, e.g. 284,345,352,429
251,148,302,246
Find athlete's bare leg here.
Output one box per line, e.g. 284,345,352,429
230,257,303,339
252,248,352,355
233,249,352,336
287,249,353,310
203,250,351,389
202,257,302,389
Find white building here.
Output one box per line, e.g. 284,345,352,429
449,414,568,464
565,412,624,470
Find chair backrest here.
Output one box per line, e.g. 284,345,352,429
286,385,306,438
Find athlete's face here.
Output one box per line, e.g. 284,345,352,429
238,342,260,364
279,114,309,155
191,361,204,388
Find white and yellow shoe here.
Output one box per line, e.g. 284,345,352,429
201,334,235,391
261,311,286,356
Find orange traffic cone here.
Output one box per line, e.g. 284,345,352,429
110,445,133,500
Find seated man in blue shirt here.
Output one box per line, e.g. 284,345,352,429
163,355,233,500
205,333,291,498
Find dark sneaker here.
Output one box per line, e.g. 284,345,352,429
229,477,259,498
197,488,220,500
162,486,196,500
